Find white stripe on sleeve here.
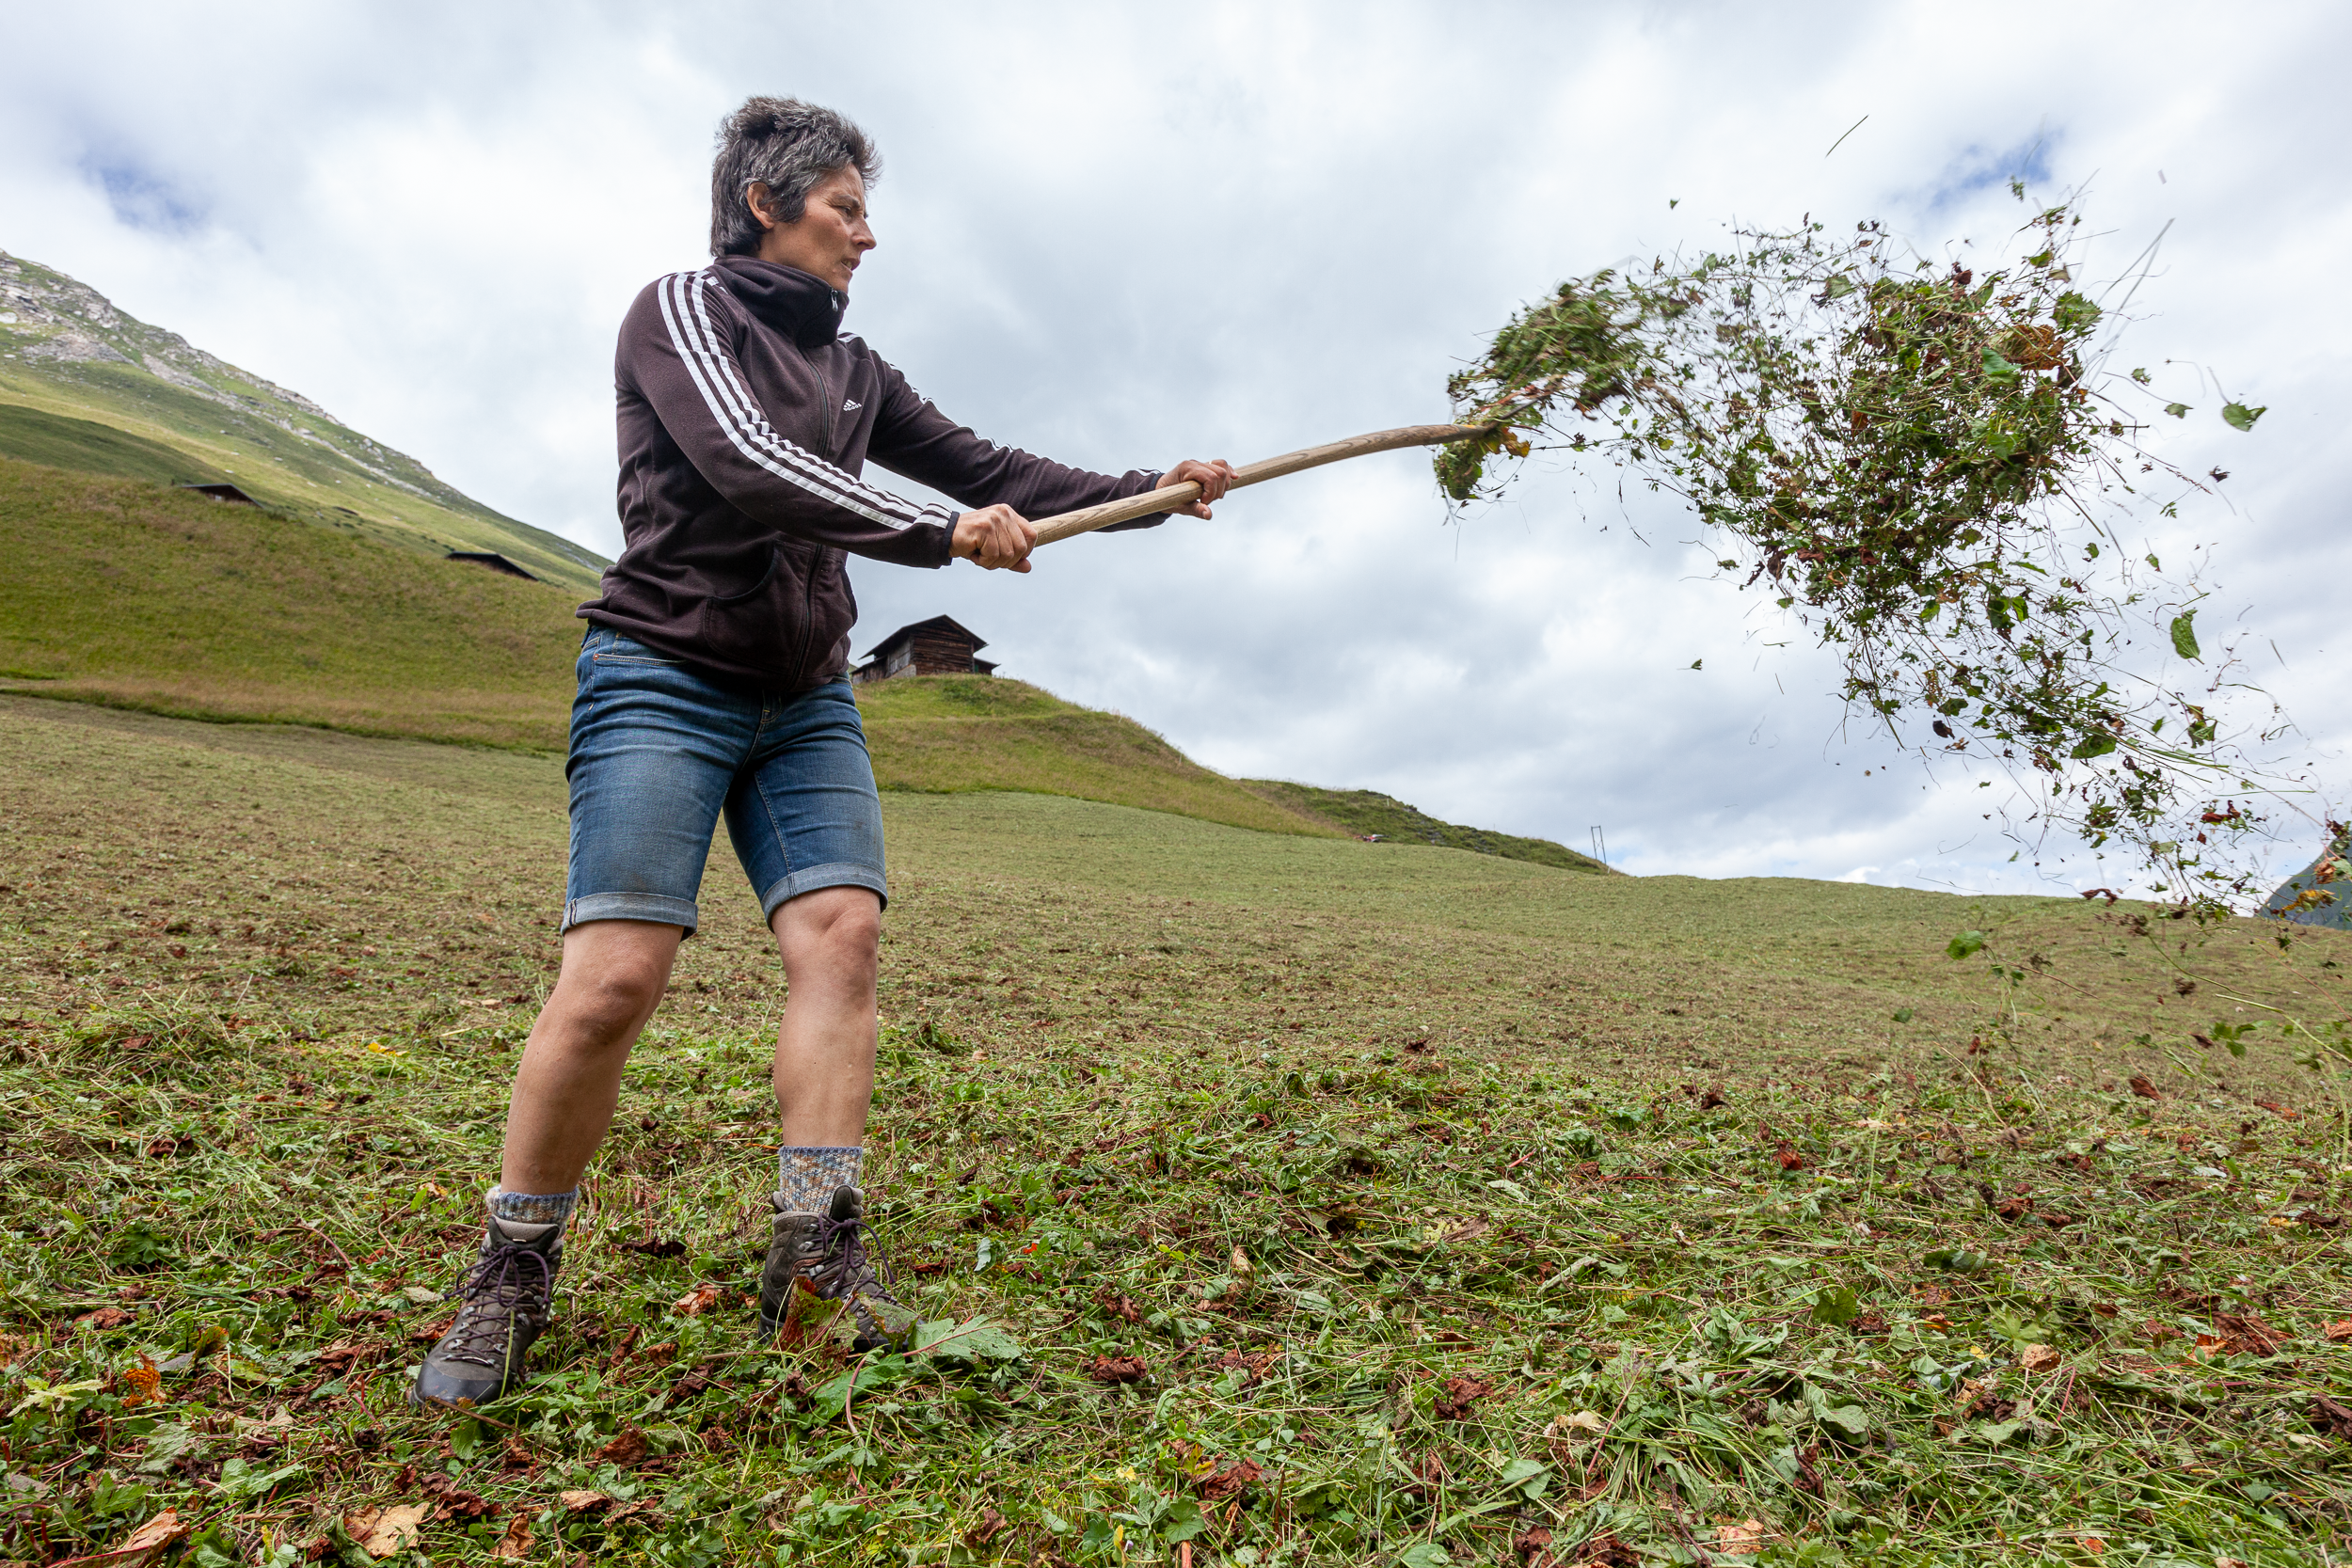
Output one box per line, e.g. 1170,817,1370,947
653,275,892,521
680,274,940,519
658,273,945,531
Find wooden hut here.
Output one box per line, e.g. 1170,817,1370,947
445,551,539,581
176,483,259,506
850,615,996,683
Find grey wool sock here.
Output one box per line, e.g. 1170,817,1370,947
486,1185,579,1229
777,1147,862,1214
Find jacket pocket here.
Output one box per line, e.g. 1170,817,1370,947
695,544,799,678
709,544,781,605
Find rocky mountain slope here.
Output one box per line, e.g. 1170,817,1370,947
0,250,604,589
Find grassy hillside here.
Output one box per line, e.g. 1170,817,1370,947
0,456,1335,833
1,696,2344,1567
0,402,227,486
0,248,605,590
858,674,1339,837
0,458,584,744
0,444,1578,848
1243,778,1613,873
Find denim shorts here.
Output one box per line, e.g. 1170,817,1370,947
562,626,888,936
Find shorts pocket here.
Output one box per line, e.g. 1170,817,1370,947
591,631,686,667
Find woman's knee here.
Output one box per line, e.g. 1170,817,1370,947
553,926,677,1037
818,902,880,985
578,961,667,1028
779,888,881,988
544,974,658,1050
557,958,677,1043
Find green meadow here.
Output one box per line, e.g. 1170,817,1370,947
0,459,586,747
2,693,2346,1568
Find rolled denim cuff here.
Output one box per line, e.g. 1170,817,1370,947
756,862,890,923
562,892,700,937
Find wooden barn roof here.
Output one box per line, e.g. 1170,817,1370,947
859,614,987,660
176,482,260,506
445,550,540,582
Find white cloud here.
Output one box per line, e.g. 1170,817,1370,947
4,0,2346,894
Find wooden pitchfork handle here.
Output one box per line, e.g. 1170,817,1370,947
1029,422,1492,546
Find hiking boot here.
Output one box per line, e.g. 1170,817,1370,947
758,1185,905,1351
410,1212,562,1407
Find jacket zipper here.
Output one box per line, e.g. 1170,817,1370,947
787,341,835,689
776,555,812,690
802,344,838,461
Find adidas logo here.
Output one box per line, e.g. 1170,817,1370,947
842,398,862,412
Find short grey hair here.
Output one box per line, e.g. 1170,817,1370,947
709,96,881,259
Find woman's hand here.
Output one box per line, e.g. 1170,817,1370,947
1158,458,1238,519
952,504,1037,572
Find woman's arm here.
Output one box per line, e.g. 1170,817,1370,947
946,456,1234,573
864,356,1232,542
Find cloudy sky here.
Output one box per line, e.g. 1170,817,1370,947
6,0,2347,892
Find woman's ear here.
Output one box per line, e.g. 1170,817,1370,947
745,182,779,233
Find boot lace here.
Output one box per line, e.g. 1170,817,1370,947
806,1212,896,1304
439,1243,554,1366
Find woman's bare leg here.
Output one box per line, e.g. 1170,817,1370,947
498,918,684,1195
770,885,882,1144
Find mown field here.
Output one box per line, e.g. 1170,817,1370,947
3,695,2349,1568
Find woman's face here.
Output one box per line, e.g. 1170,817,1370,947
754,165,874,292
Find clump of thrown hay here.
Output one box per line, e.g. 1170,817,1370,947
1443,191,2285,911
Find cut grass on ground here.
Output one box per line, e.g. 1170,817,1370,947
3,697,2349,1566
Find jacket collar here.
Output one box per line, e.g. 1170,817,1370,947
711,257,847,350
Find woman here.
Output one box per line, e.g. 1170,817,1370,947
415,96,1235,1405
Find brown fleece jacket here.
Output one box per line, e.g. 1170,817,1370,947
581,257,1172,689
